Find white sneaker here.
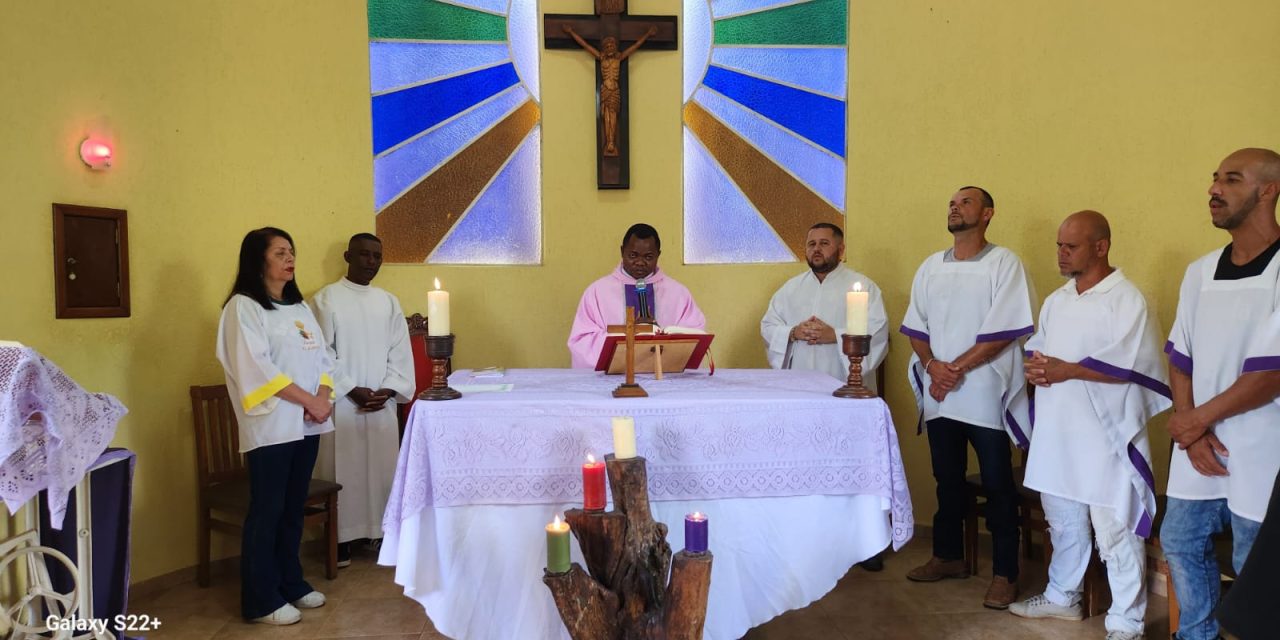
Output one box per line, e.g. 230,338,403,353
1008,593,1084,621
292,590,326,609
1105,632,1143,640
253,603,301,625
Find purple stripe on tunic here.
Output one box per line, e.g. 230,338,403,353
1079,357,1173,399
1028,388,1036,426
1164,341,1193,375
1136,510,1153,538
911,364,925,435
1242,356,1280,373
899,325,930,343
976,325,1034,343
1004,409,1030,450
1127,442,1156,491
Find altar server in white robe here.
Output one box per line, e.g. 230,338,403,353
761,222,888,393
900,186,1034,610
311,233,415,566
217,227,334,625
1008,211,1171,640
1162,148,1280,640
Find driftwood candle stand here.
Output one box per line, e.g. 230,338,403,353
543,455,712,640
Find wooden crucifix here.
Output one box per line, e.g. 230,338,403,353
545,0,677,190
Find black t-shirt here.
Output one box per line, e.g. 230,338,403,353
1214,237,1280,280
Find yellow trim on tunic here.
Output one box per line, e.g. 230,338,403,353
242,373,292,412
320,373,336,399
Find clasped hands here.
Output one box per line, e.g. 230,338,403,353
925,359,965,402
1023,350,1071,387
348,386,397,413
790,316,837,345
303,388,333,424
1167,407,1230,477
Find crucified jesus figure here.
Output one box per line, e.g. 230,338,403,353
562,24,659,157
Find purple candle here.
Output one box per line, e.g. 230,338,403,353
684,512,708,554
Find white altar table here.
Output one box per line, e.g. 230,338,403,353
379,368,913,640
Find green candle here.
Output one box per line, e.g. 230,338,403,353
546,515,571,573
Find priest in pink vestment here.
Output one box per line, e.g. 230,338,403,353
568,223,707,368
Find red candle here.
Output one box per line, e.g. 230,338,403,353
583,454,606,511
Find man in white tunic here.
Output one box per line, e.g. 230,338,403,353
761,223,888,393
1009,211,1171,640
900,186,1034,609
1162,148,1280,640
311,233,415,566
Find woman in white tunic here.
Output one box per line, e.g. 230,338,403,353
216,227,335,625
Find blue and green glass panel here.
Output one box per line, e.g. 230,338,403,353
683,0,848,263
370,0,542,264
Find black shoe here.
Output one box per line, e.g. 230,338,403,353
858,553,884,572
337,542,351,568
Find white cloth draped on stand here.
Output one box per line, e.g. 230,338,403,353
0,345,126,529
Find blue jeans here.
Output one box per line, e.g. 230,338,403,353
241,436,319,619
926,418,1020,579
1161,497,1262,640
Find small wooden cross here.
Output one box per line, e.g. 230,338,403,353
545,0,677,190
612,306,648,398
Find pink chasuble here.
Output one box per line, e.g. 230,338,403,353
567,264,707,369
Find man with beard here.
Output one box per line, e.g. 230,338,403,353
568,223,706,368
900,186,1035,609
1163,148,1280,640
311,233,415,566
760,223,888,393
1010,211,1171,640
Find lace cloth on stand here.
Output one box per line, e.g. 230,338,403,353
0,346,127,529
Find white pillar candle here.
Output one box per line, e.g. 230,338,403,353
427,278,450,336
845,282,869,335
612,416,636,459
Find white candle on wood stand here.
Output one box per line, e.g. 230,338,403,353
427,278,450,336
845,282,868,335
612,416,636,459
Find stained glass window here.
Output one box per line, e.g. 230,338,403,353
369,0,542,264
683,0,848,263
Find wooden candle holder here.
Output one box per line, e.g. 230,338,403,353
417,334,462,401
833,334,876,399
543,455,712,640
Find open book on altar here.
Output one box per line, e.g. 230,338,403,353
594,327,714,374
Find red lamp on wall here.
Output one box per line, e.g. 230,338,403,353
79,137,113,170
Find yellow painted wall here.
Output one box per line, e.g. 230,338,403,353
2,0,1278,584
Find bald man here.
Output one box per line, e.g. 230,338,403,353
1010,212,1170,640
1163,148,1280,640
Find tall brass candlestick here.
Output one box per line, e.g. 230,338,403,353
418,334,462,401
833,334,876,398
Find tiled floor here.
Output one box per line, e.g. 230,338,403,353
132,535,1170,639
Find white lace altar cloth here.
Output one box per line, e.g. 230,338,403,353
385,368,913,548
0,346,127,528
380,368,914,640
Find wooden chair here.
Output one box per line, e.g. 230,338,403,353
190,384,343,587
398,313,452,434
